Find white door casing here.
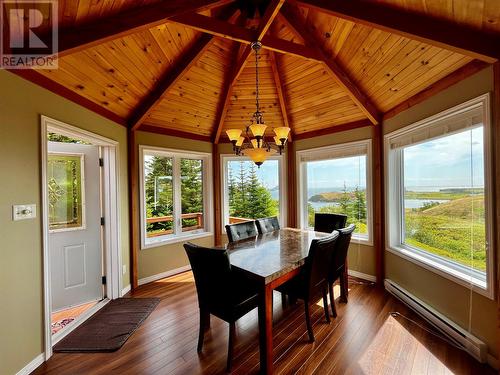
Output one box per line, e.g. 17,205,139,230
48,141,103,311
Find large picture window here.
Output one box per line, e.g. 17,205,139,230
385,94,493,296
140,147,212,248
297,140,372,243
222,156,285,227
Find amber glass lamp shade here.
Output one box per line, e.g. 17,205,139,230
226,129,242,143
249,124,267,138
273,127,290,144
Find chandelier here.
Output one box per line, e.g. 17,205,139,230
226,41,290,167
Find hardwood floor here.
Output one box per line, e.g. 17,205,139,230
34,272,494,375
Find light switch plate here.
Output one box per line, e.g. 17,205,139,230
13,204,37,221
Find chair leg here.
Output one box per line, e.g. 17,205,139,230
304,301,315,342
329,282,337,318
340,268,349,303
227,322,236,372
197,310,208,352
322,288,330,323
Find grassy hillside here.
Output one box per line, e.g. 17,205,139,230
405,195,486,271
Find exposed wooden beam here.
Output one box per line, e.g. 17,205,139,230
269,51,292,141
293,119,372,140
128,34,214,130
213,0,285,143
170,13,321,61
56,0,234,56
129,7,240,130
295,0,500,63
212,46,245,144
281,3,381,125
383,60,490,121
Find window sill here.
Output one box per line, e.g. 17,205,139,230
386,245,493,300
142,231,213,250
351,235,372,246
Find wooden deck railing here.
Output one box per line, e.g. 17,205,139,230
146,212,203,237
228,216,254,224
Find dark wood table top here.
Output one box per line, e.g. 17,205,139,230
225,228,329,284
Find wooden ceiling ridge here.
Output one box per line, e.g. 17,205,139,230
294,0,500,63
128,6,241,131
56,0,235,57
269,50,293,141
280,3,381,125
213,0,286,143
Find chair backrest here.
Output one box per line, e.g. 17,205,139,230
225,221,258,242
184,242,232,309
304,232,339,296
330,224,356,279
314,213,347,233
255,217,280,234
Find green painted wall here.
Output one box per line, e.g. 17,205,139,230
383,66,498,360
134,131,214,280
0,71,130,375
295,126,377,278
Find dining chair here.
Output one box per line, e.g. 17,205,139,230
255,216,280,234
313,213,347,233
276,232,340,342
328,224,356,317
225,221,258,242
184,242,259,371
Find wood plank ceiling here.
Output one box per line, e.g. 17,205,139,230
10,0,500,141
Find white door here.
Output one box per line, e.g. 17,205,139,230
48,141,104,312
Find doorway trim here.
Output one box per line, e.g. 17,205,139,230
41,115,123,360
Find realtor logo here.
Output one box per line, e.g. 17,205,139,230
1,0,58,69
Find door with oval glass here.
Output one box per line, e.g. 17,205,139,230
48,141,104,313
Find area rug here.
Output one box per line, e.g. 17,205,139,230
53,298,160,352
51,318,75,334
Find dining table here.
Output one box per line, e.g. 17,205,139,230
225,227,330,375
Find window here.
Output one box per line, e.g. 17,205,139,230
385,94,493,296
48,153,85,231
297,140,372,243
140,147,212,248
222,155,285,227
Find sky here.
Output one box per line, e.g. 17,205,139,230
228,159,279,189
403,127,484,188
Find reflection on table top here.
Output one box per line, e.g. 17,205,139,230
225,228,329,284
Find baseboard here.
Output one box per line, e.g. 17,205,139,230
138,265,191,286
384,279,489,364
348,269,376,282
121,284,131,296
15,353,44,375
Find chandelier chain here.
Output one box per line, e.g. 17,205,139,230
254,42,260,114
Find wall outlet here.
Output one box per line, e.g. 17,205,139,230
13,204,36,221
123,265,127,275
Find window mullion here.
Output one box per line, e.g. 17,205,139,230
173,156,182,236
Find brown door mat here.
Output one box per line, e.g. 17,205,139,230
53,298,160,353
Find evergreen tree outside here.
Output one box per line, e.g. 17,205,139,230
180,158,204,230
228,160,279,220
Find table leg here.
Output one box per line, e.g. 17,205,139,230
258,284,273,374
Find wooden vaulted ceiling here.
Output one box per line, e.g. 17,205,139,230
12,0,500,141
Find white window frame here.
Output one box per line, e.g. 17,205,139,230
140,146,213,249
220,154,287,230
384,93,494,299
296,139,373,245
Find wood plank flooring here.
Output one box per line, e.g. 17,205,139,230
34,272,494,375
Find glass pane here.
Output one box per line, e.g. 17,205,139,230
181,159,204,232
227,160,280,223
144,154,173,240
403,127,485,273
48,154,84,230
306,155,367,235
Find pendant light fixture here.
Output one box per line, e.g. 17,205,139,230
226,41,290,167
